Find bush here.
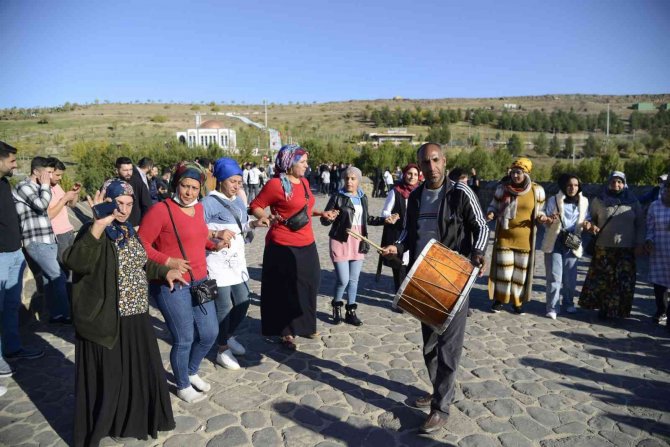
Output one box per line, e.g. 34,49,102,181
150,115,168,123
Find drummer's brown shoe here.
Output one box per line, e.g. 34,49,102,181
420,410,448,433
411,394,433,409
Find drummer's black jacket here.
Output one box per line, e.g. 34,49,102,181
395,180,489,269
321,192,385,252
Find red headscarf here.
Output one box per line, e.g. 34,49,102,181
394,163,420,199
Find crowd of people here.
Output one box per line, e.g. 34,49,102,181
0,137,669,442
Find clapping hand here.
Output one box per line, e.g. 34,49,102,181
385,213,400,225
322,209,339,221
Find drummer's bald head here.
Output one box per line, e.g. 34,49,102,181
417,143,444,160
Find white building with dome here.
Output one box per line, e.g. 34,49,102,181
176,114,237,150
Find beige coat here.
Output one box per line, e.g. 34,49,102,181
540,191,589,258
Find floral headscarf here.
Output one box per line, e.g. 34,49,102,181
274,144,307,199
100,179,135,247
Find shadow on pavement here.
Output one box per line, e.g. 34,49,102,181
271,401,451,447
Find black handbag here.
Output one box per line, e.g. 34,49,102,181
584,205,619,257
281,181,311,231
552,196,582,251
164,203,218,310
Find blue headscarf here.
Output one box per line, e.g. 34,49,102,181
101,179,136,247
213,157,243,182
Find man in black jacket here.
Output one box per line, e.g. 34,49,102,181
382,142,488,433
114,157,151,228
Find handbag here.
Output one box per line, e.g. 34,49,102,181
164,203,218,309
281,181,311,231
553,196,582,251
584,205,619,256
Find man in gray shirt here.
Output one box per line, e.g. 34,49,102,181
383,142,488,433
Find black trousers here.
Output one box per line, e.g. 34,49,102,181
421,295,469,415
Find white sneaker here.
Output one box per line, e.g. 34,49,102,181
0,385,6,397
546,311,557,320
227,336,246,356
566,306,577,314
216,349,241,370
177,386,207,403
188,374,211,392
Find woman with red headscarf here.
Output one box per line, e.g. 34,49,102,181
377,163,421,291
249,145,338,350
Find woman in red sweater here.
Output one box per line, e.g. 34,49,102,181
249,145,338,350
139,162,225,403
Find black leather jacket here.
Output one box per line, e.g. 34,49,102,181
321,192,385,252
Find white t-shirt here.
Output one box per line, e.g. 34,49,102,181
203,191,250,287
321,171,331,183
383,171,394,186
247,168,261,185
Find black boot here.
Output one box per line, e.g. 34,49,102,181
332,301,343,325
345,304,362,326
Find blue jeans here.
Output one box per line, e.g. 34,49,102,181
215,282,250,345
151,280,218,390
24,242,70,319
333,260,364,305
545,242,578,314
0,249,26,356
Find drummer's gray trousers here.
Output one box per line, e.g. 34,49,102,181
421,295,469,416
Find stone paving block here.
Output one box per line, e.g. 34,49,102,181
241,410,267,429
454,400,489,418
498,432,534,447
598,429,635,447
540,435,622,447
527,406,561,428
205,414,237,433
510,416,553,440
636,438,670,447
554,421,588,434
163,434,205,447
206,426,248,447
476,416,515,433
251,427,282,447
484,398,523,417
512,381,547,397
461,380,511,400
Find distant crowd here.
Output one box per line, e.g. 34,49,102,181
0,138,668,443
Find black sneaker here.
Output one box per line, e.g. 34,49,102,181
491,302,504,313
344,304,363,326
49,315,73,325
4,348,45,361
513,306,525,315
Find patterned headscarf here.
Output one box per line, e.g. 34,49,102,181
101,179,135,247
510,157,533,174
170,161,207,204
274,144,307,199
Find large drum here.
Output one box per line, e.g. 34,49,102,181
393,239,479,333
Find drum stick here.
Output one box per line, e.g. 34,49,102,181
346,229,384,252
346,229,404,269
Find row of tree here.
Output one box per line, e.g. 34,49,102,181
363,106,670,137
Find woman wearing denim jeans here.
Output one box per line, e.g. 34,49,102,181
202,158,264,370
540,174,590,320
321,166,385,326
139,162,227,403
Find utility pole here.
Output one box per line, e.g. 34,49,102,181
606,103,610,140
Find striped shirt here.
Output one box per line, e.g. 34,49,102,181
13,178,55,246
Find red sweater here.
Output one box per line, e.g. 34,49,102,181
138,199,215,282
250,177,315,247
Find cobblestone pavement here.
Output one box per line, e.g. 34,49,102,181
1,195,669,447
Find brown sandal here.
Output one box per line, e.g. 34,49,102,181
281,336,297,351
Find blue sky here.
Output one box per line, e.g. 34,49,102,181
1,0,668,108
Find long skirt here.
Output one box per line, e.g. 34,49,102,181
74,313,175,447
261,242,320,336
578,246,636,318
491,248,530,306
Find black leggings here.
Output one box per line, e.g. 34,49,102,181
654,283,669,317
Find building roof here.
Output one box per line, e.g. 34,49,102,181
200,119,227,129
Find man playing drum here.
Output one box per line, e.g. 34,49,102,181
382,142,488,433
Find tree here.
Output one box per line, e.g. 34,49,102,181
533,133,548,155
507,134,523,157
583,134,601,158
426,125,451,144
563,136,574,159
548,134,561,157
